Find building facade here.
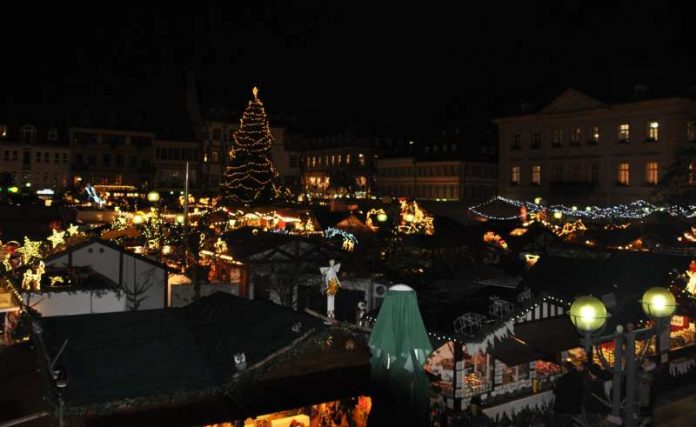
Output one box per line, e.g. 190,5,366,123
494,89,696,205
0,122,71,190
69,127,155,189
153,139,201,191
376,157,498,202
297,133,377,197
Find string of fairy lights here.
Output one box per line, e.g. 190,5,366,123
220,86,280,205
469,195,696,221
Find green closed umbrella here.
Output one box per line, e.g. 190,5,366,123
368,285,433,426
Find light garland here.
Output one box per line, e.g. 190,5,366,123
469,195,696,221
220,86,280,205
325,227,358,252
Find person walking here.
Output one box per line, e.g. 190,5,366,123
554,361,583,426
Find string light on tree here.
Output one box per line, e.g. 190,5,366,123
221,86,280,206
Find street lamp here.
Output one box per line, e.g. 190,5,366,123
570,287,676,427
147,190,160,203
569,295,608,333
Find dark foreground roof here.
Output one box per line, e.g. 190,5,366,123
36,292,369,424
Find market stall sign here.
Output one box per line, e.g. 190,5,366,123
671,315,688,329
0,292,16,309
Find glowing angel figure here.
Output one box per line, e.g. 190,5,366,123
320,259,341,319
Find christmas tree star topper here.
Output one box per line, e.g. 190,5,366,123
252,86,259,98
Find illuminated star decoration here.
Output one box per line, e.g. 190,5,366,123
214,238,228,254
18,237,42,264
67,224,80,236
49,276,64,287
3,254,12,271
47,229,66,248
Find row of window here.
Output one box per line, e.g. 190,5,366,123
2,150,68,163
0,125,59,143
509,120,687,151
5,171,67,186
381,184,460,200
306,153,365,168
510,161,661,186
74,153,150,168
378,164,498,179
155,147,199,161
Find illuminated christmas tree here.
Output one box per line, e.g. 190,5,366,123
221,87,279,205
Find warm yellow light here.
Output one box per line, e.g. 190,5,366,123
553,211,563,219
534,197,542,204
377,213,388,222
162,246,172,255
405,213,415,223
147,191,160,202
252,86,259,97
176,214,185,224
44,199,52,207
569,296,608,332
133,214,144,225
641,287,676,319
8,186,18,193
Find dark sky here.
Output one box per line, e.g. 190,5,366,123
2,1,694,134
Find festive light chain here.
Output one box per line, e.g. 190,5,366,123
469,195,696,221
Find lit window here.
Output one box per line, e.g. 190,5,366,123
618,124,630,142
688,121,696,141
618,162,630,185
331,155,335,166
511,166,520,185
531,165,541,186
0,124,7,138
358,153,365,166
647,121,659,141
337,154,342,165
346,154,351,165
645,162,659,185
552,129,563,147
570,128,581,145
590,126,600,144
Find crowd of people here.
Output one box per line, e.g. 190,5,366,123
553,358,657,426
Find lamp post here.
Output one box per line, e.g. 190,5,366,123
569,287,676,427
147,191,162,261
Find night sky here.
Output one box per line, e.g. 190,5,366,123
2,1,694,134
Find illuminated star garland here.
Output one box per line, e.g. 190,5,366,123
469,195,696,221
325,227,358,251
47,229,66,248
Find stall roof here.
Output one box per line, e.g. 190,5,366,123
38,293,329,410
488,316,579,366
521,252,691,329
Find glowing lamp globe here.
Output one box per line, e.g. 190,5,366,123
147,191,160,203
569,296,608,332
175,214,185,224
133,213,144,225
641,287,676,319
376,212,388,222
405,213,415,223
534,197,542,205
553,211,563,220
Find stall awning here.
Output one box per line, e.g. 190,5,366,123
488,335,545,366
489,316,580,366
515,316,580,357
